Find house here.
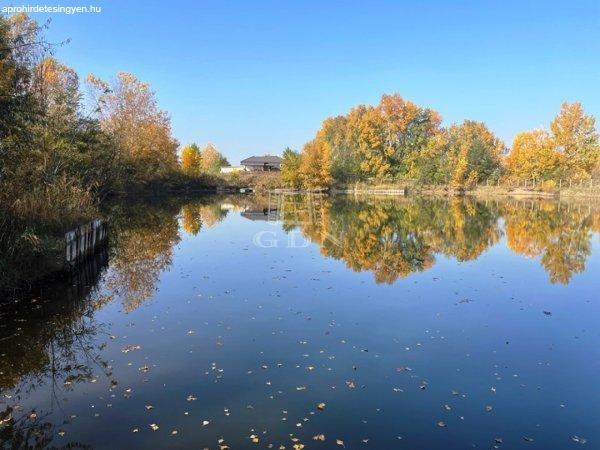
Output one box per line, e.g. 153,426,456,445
240,155,282,172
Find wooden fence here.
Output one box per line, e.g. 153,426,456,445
65,219,108,265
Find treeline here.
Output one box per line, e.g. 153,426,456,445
0,14,210,224
281,94,600,189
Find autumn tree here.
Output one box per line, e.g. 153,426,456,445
505,102,599,181
505,129,564,180
200,143,229,173
87,72,179,180
378,94,441,176
320,116,360,182
550,102,599,179
347,105,391,179
303,94,441,183
445,121,504,188
281,147,302,188
299,138,333,188
180,143,202,174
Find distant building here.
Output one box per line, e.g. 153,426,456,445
240,155,282,172
220,166,244,174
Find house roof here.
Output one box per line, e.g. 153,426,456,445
240,155,282,165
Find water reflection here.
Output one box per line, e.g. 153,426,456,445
0,194,598,449
266,195,597,285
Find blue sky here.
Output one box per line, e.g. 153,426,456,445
9,0,600,164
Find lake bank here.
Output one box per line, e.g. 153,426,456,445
267,182,600,199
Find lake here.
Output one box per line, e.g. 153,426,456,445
1,194,599,449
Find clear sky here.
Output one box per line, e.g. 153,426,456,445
11,0,600,164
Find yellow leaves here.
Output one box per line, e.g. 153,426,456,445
506,129,563,180
507,102,599,181
299,139,333,188
550,102,599,178
200,143,227,174
180,143,202,174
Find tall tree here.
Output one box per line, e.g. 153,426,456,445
281,147,302,188
550,102,599,179
200,143,228,173
180,143,202,175
299,138,332,188
505,129,564,180
87,72,179,177
445,121,504,188
378,93,441,176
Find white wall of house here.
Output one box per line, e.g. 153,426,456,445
220,166,245,174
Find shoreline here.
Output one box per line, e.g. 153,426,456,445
266,184,600,199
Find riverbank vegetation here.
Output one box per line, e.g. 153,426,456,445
281,95,600,190
0,13,222,227
0,13,233,290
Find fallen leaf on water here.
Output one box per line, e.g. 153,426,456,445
121,345,141,353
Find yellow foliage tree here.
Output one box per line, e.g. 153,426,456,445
87,72,179,173
505,129,564,180
299,138,333,188
281,147,302,188
180,143,202,175
550,102,599,180
446,121,504,188
200,143,228,174
351,106,392,179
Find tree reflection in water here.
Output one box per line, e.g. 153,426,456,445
272,195,598,285
0,249,110,449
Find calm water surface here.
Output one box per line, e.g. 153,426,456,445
1,195,599,449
